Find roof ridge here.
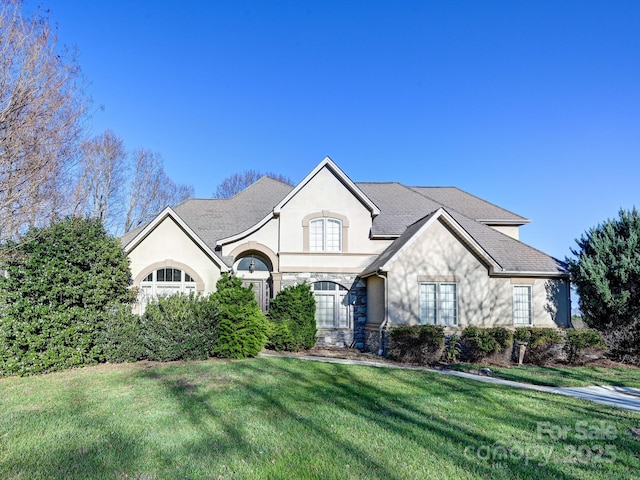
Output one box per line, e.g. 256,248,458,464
411,186,530,223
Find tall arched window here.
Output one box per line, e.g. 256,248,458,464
309,218,342,252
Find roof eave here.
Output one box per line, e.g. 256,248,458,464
478,218,531,225
124,206,229,272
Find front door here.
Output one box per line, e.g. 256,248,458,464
242,279,270,312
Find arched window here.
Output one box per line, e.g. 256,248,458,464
237,256,270,272
139,268,197,312
309,218,342,252
313,281,349,328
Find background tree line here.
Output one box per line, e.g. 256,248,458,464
0,0,192,241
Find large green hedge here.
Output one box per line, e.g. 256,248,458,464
0,217,134,376
267,283,317,351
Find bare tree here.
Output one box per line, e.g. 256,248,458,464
124,149,194,233
0,0,86,241
73,130,127,229
213,169,293,199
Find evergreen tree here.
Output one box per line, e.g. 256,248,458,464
567,207,640,363
0,217,134,375
211,274,267,358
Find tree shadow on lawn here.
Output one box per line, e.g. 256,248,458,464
4,358,638,479
1,385,147,479
373,363,640,476
227,357,607,479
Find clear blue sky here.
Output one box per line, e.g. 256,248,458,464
30,0,640,262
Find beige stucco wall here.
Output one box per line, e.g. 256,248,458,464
366,274,386,327
221,217,280,263
382,218,569,329
127,216,222,293
218,167,394,279
488,225,520,240
277,167,386,274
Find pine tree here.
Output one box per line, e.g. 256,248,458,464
567,207,640,363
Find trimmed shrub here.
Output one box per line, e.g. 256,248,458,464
139,293,219,362
461,326,513,363
388,325,445,365
564,328,607,365
515,327,563,365
211,274,268,358
267,320,297,352
267,283,316,351
0,217,134,376
100,303,145,363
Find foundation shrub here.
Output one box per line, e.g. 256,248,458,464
388,325,444,365
100,303,146,363
211,274,268,358
461,326,513,363
140,293,219,362
515,327,563,365
564,328,607,365
267,283,316,351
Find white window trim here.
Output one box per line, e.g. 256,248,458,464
419,282,458,326
313,282,350,329
309,217,342,252
139,268,197,313
302,211,349,252
513,285,533,325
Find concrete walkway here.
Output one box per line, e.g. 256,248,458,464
259,352,640,414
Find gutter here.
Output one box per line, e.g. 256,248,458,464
375,269,389,356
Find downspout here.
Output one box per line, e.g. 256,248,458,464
375,269,389,356
567,278,573,328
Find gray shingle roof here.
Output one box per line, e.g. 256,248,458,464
355,183,443,236
173,177,294,246
122,169,564,276
120,176,293,253
362,209,566,276
411,186,529,224
447,210,566,274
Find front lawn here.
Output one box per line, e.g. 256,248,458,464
1,356,639,479
448,363,640,388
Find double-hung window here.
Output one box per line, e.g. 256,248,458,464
513,285,532,325
419,283,457,326
309,218,342,252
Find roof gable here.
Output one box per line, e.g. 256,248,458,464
274,157,380,216
361,208,566,277
123,207,228,271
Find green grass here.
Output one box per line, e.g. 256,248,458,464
1,357,639,479
448,363,640,388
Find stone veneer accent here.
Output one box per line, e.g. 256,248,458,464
280,272,367,349
363,326,390,355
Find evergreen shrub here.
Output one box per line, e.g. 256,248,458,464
211,274,267,358
564,328,607,365
140,293,218,361
461,326,513,363
388,325,445,365
267,283,317,351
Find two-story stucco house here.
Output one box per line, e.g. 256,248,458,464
121,157,570,352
